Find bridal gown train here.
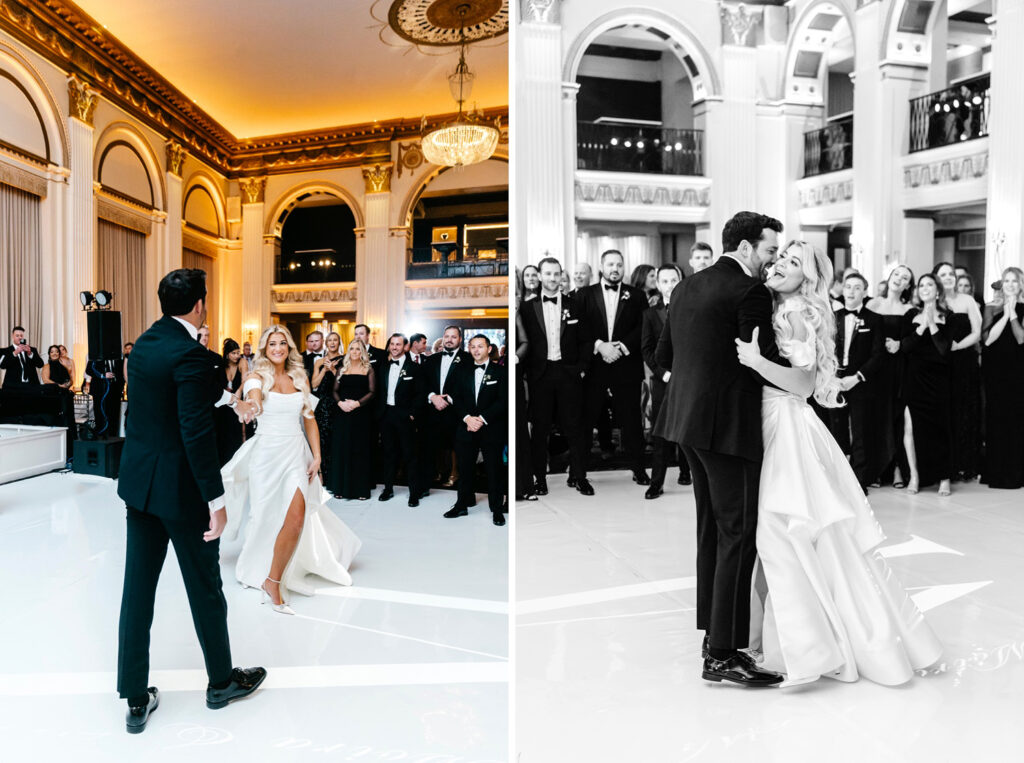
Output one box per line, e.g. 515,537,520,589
221,390,361,597
749,299,943,686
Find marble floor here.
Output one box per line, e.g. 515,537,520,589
0,472,508,762
517,471,1024,763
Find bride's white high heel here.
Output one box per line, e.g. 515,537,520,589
260,576,295,616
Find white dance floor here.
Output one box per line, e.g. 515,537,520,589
0,472,508,762
517,471,1024,762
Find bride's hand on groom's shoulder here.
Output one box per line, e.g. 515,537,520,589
735,327,763,369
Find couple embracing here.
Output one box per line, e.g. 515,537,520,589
656,212,942,687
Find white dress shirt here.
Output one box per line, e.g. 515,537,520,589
540,292,562,361
429,349,458,403
720,253,753,277
385,354,405,406
842,311,857,368
601,281,620,341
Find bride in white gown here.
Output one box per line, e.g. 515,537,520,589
221,325,360,614
736,241,942,686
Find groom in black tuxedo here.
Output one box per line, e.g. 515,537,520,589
654,211,785,687
116,269,266,733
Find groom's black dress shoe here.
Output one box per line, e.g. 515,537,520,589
702,654,782,687
378,488,394,501
632,470,651,486
575,478,594,496
534,478,548,496
566,475,577,489
492,512,505,526
677,472,692,486
444,504,468,518
408,495,419,507
125,687,159,734
206,667,268,709
644,484,663,500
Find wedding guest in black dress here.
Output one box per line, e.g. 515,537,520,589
329,339,376,500
981,267,1024,489
900,273,953,496
513,302,535,501
311,331,343,483
214,339,245,466
866,264,916,488
41,344,78,442
934,262,983,481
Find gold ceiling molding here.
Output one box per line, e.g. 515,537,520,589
67,74,97,125
362,163,394,194
165,141,186,176
238,177,267,204
0,0,508,178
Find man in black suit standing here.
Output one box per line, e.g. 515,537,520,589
520,257,594,496
641,264,691,499
445,333,508,526
86,352,126,438
377,332,425,507
579,250,650,485
654,211,784,687
422,325,472,492
116,269,265,734
1,325,44,388
830,271,886,490
354,323,388,370
302,330,324,381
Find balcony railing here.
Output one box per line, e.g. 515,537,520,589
803,116,853,178
406,246,508,280
577,121,704,176
909,73,990,153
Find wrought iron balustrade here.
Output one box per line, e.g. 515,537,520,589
406,246,509,280
909,74,990,153
577,121,704,176
803,116,854,178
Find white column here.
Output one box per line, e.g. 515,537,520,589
359,163,394,344
39,170,69,347
801,225,830,265
900,213,935,280
561,81,580,269
239,177,266,339
984,0,1024,293
66,76,97,368
757,102,822,243
517,8,565,265
850,2,927,291
156,148,183,327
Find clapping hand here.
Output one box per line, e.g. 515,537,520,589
735,327,763,369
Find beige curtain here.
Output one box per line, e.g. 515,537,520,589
97,219,146,346
182,248,217,346
0,182,42,342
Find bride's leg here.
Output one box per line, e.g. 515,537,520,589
264,487,306,605
903,409,919,493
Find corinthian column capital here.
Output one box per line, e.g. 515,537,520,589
238,176,267,204
362,163,394,194
67,75,98,126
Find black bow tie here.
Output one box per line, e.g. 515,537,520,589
840,308,861,317
475,363,487,369
389,359,400,366
603,283,618,292
542,295,557,304
443,349,456,356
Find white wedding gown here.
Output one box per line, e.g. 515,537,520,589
749,299,942,686
220,390,361,597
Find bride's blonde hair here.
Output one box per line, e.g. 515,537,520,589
772,240,843,408
251,325,316,418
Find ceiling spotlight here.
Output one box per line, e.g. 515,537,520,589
80,291,93,308
610,137,619,146
94,290,112,308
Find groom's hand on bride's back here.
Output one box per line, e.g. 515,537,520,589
204,508,227,542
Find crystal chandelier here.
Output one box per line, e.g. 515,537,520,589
421,7,500,168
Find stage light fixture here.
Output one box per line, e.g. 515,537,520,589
95,290,112,308
80,291,94,309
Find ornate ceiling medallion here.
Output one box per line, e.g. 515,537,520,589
387,0,508,46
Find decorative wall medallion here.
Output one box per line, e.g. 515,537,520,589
397,141,425,178
521,0,557,24
720,2,761,47
387,0,508,46
238,176,266,204
67,75,97,125
166,141,186,176
363,163,394,193
903,152,988,188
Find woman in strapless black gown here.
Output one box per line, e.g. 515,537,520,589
328,339,377,500
900,273,953,494
981,268,1024,489
214,339,245,466
312,331,343,485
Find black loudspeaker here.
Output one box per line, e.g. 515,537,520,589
72,437,123,478
87,310,123,361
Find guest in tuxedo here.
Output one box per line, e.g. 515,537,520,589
829,272,886,490
641,264,690,499
86,351,126,438
377,333,424,506
197,325,211,348
408,333,428,365
522,264,541,300
572,261,594,293
302,330,324,381
446,334,508,526
422,325,471,491
901,273,954,495
521,257,593,496
689,242,713,274
354,323,388,369
241,341,255,374
116,268,264,732
981,267,1024,489
1,326,44,388
579,250,651,485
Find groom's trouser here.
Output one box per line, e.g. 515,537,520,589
682,445,760,652
117,506,233,700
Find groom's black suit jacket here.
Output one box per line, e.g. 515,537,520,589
653,256,780,463
117,315,224,520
